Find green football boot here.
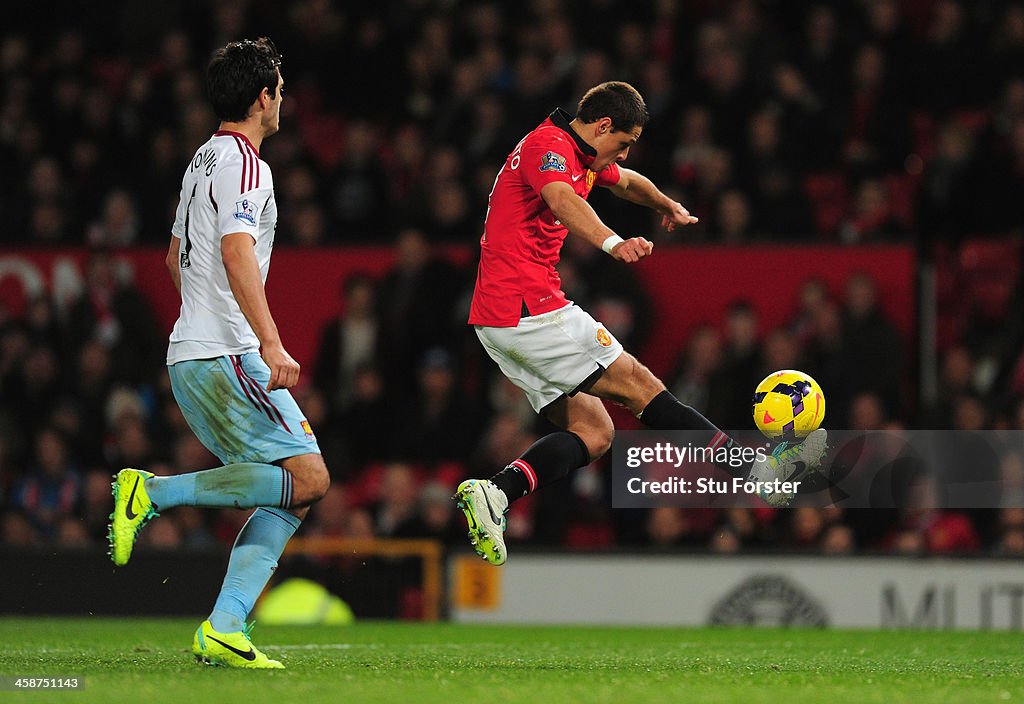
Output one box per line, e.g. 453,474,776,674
192,620,284,669
107,468,159,566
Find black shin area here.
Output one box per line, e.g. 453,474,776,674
639,390,752,478
490,431,591,500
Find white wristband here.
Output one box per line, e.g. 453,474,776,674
601,235,625,254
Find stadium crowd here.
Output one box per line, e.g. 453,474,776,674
2,0,1024,559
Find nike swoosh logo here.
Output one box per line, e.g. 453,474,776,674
482,493,503,526
571,174,583,182
207,635,256,661
463,504,478,530
125,477,140,520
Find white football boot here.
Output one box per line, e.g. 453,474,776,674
453,479,509,565
747,428,828,506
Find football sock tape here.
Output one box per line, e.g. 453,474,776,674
491,431,590,501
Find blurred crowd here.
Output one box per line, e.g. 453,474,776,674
2,0,1024,563
1,242,1022,561
5,0,1024,247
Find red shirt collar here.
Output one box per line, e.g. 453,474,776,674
214,130,260,156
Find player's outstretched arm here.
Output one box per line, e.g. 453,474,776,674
221,232,300,390
606,167,699,232
540,181,653,263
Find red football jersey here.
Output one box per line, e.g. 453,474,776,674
468,109,621,327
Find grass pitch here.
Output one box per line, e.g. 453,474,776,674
0,618,1022,704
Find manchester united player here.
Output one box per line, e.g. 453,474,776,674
455,81,826,565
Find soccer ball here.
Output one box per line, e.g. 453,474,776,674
752,369,826,442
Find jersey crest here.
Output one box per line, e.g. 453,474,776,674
539,151,567,173
300,419,316,440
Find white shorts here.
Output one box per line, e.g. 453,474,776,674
475,303,624,412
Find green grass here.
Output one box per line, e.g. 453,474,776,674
0,618,1022,703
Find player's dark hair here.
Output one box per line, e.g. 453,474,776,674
207,37,282,122
576,81,649,133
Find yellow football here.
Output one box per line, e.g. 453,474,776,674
752,369,826,442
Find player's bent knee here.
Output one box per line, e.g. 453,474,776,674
590,434,613,461
579,420,614,461
308,464,330,502
291,473,329,506
283,454,330,506
600,354,665,412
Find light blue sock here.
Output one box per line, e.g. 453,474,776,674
209,507,302,633
145,463,294,510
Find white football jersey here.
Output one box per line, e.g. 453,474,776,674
167,130,277,364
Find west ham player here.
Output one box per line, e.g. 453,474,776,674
455,81,826,565
107,38,329,668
